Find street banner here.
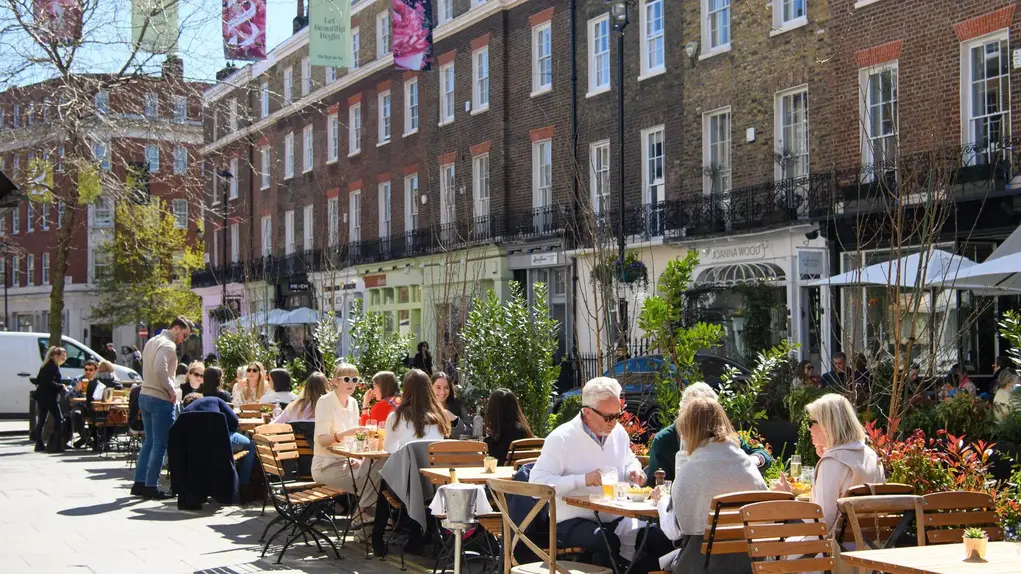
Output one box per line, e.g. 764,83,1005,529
32,0,82,45
223,0,267,61
309,0,351,68
131,0,179,54
393,0,432,71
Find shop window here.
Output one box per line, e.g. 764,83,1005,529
398,286,409,304
370,290,381,306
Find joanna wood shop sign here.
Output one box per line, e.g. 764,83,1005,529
709,242,769,262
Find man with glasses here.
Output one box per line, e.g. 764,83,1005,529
530,377,645,568
70,361,99,449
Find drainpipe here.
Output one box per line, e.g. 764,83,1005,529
569,0,578,362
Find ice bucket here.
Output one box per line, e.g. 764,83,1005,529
443,484,479,524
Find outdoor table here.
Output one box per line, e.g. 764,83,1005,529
419,465,516,485
237,418,265,432
327,446,391,557
841,541,1021,574
563,495,659,574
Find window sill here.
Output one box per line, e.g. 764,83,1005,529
348,150,361,158
699,45,731,60
302,168,313,174
284,175,294,180
770,17,808,37
470,105,490,116
531,85,552,98
438,119,454,127
326,158,338,165
638,67,665,82
853,0,883,8
586,86,610,99
377,139,390,148
403,128,419,138
260,185,270,191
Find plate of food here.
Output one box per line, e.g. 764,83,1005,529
627,486,653,502
789,481,811,497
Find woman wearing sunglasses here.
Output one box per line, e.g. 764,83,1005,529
232,362,268,405
180,362,205,397
312,363,375,518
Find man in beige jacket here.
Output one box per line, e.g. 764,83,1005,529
131,317,193,499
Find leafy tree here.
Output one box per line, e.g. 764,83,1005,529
311,311,340,376
90,197,202,329
717,340,797,433
348,299,412,380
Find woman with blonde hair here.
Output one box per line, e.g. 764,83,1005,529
775,393,885,534
34,346,68,452
232,361,268,405
654,397,766,573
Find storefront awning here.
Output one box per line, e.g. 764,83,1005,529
694,262,787,288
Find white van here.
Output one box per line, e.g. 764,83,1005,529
0,332,142,416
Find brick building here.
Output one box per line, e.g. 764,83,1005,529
0,58,207,352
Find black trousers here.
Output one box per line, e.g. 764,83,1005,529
34,399,63,448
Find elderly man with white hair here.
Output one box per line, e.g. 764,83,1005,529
530,377,647,567
643,382,773,486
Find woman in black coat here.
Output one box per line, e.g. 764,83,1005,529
482,389,534,465
34,346,69,452
412,341,433,375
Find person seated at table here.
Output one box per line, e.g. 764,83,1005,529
361,371,400,426
773,393,885,535
181,392,256,483
481,388,533,465
70,361,98,449
200,367,233,403
232,362,269,406
430,371,465,424
179,362,204,397
382,368,450,454
652,397,766,574
313,363,375,521
173,363,188,399
273,371,328,424
529,376,646,568
645,383,772,486
261,368,298,408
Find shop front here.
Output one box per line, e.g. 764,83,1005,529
507,240,572,358
356,260,427,352
195,281,271,358
310,267,363,358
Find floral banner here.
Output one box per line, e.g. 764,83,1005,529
32,0,82,46
223,0,267,61
309,0,351,68
392,0,432,71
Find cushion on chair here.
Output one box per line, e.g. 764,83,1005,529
511,561,613,574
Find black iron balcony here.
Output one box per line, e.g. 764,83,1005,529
503,204,569,240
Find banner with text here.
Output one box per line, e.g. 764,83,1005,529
309,0,351,68
393,0,433,71
223,0,267,61
33,0,82,46
131,0,179,54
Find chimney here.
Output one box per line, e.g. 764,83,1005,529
161,55,184,81
293,0,308,33
216,63,237,82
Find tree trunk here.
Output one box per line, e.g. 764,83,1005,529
48,201,78,345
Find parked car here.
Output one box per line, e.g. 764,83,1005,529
0,332,142,416
555,353,750,431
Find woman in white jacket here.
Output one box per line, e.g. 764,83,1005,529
775,393,885,534
653,397,766,574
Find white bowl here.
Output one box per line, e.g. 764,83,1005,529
627,492,649,503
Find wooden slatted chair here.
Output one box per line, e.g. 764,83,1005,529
506,438,545,466
488,479,611,574
835,483,916,547
844,483,915,497
514,457,539,470
253,427,345,564
701,490,795,570
240,403,276,418
837,495,925,552
254,423,312,517
428,440,488,467
741,500,836,574
921,491,1003,545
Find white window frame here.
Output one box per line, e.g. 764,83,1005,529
260,146,271,189
172,95,187,123
440,163,456,226
349,191,361,242
349,103,362,156
229,157,239,198
230,223,240,263
472,154,490,220
93,139,110,170
95,90,109,114
378,181,391,239
772,0,807,35
377,11,391,58
11,256,18,287
590,140,610,214
261,216,272,257
11,207,19,234
641,125,665,207
172,198,188,229
173,146,187,175
42,252,49,285
228,98,238,131
260,82,270,118
283,67,294,104
26,254,34,286
640,0,665,78
472,47,490,113
143,92,158,117
352,29,361,69
439,62,455,125
301,57,312,96
404,174,419,232
93,195,113,227
588,15,611,97
532,139,553,209
859,61,899,178
439,0,454,24
303,124,314,173
404,78,419,135
40,203,48,230
532,22,553,96
303,204,314,251
26,203,33,233
285,131,295,178
774,86,810,181
328,196,340,247
145,144,159,173
702,108,731,195
961,30,1011,166
378,90,391,144
284,210,295,254
328,113,340,162
701,0,731,57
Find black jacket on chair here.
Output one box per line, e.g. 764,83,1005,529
168,410,239,509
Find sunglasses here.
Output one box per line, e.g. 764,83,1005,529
190,371,204,377
337,376,361,384
808,418,818,426
586,406,623,423
247,368,260,373
84,368,96,372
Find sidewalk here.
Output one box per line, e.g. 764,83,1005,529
0,435,425,574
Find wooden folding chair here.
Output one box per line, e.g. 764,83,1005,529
844,483,915,497
428,440,488,467
253,428,345,564
701,490,795,570
835,483,917,547
506,438,545,466
254,423,305,516
488,479,611,574
514,457,539,470
921,491,1003,544
741,500,836,574
837,495,925,552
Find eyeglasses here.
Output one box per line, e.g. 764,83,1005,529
338,376,361,384
247,368,260,373
190,371,204,377
586,406,623,423
808,418,818,427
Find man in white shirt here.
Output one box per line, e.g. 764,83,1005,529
530,377,645,567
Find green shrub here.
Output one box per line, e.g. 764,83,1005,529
784,387,831,425
936,393,996,440
215,329,278,389
551,394,583,430
795,417,820,468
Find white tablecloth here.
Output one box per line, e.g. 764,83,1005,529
429,483,494,518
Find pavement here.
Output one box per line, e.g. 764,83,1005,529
0,434,432,574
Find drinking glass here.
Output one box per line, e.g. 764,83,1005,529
367,419,378,433
799,466,815,485
376,422,387,445
600,467,619,500
789,455,802,478
662,480,673,496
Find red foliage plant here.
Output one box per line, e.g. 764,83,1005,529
618,399,649,455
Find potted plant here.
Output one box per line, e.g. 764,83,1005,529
963,527,988,561
354,431,367,452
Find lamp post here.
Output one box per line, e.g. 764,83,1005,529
607,0,629,358
217,169,234,318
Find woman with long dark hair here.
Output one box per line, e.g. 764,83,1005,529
790,360,819,388
482,388,533,465
412,341,432,375
261,368,298,406
430,371,464,421
199,367,232,403
34,346,68,452
383,369,450,453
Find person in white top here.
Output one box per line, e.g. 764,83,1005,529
312,363,375,516
382,369,450,454
260,368,299,409
774,393,885,535
529,377,645,568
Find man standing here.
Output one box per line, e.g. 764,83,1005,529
132,317,192,499
821,352,848,388
101,342,118,363
530,377,646,567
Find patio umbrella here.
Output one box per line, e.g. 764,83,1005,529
280,307,321,325
807,249,977,289
926,250,1021,293
263,309,291,326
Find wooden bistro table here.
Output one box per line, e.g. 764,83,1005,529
237,418,266,433
841,541,1021,574
563,495,659,574
69,398,129,451
419,465,517,485
327,446,391,556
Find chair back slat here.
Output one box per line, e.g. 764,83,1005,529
428,440,487,467
240,403,275,415
488,479,574,574
506,438,545,466
844,483,914,497
744,522,828,539
253,423,293,435
741,500,835,574
921,491,1002,544
513,457,538,470
747,539,832,559
750,557,837,574
701,490,795,562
